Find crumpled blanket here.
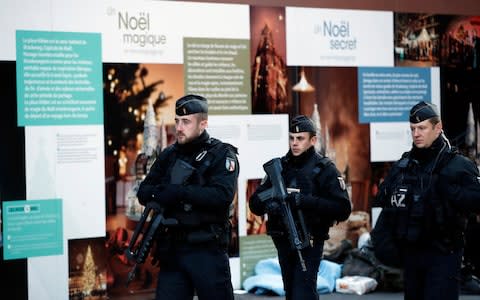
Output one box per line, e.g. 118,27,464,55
242,257,342,296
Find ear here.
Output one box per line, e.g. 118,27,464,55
200,119,208,130
310,135,318,146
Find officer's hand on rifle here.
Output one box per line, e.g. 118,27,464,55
265,199,281,215
150,184,183,207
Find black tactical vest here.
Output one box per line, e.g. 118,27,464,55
387,147,465,249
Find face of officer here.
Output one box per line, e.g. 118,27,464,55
175,113,208,144
289,132,317,156
410,118,442,148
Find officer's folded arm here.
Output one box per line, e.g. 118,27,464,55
443,178,480,213
180,183,235,210
137,183,184,207
437,163,480,213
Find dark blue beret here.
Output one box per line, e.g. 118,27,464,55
175,94,208,116
409,101,439,123
290,115,316,133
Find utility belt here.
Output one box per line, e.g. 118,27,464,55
160,223,230,247
152,224,229,264
168,209,227,227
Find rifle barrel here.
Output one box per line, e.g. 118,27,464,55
263,158,310,272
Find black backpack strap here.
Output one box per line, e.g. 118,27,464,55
433,147,456,174
309,154,333,177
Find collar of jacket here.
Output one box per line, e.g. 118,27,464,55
175,130,210,155
285,146,316,167
410,135,445,164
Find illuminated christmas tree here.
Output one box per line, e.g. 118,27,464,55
82,245,96,296
466,102,476,159
142,101,159,157
126,100,159,220
324,124,336,162
311,103,324,154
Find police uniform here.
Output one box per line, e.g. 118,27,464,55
137,95,239,300
372,101,480,300
249,115,351,300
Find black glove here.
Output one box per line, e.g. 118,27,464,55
151,184,183,207
265,199,281,215
286,192,302,209
137,184,155,205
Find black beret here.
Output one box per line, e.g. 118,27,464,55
409,101,439,123
290,115,316,133
175,94,208,116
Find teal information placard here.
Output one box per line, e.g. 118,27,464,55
358,67,431,123
2,199,63,260
16,30,103,126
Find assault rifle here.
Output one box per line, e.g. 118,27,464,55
124,201,178,286
125,159,195,286
258,158,311,271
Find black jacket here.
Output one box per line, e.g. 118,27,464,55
137,131,239,226
374,136,480,250
249,147,351,239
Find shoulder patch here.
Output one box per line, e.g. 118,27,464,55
225,156,236,172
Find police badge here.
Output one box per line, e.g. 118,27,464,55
225,157,236,172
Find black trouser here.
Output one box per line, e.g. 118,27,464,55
403,245,463,300
274,237,324,300
154,246,234,300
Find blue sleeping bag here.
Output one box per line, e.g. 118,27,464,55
242,257,342,295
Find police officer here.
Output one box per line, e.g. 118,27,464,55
137,94,239,300
249,115,351,300
372,101,480,300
